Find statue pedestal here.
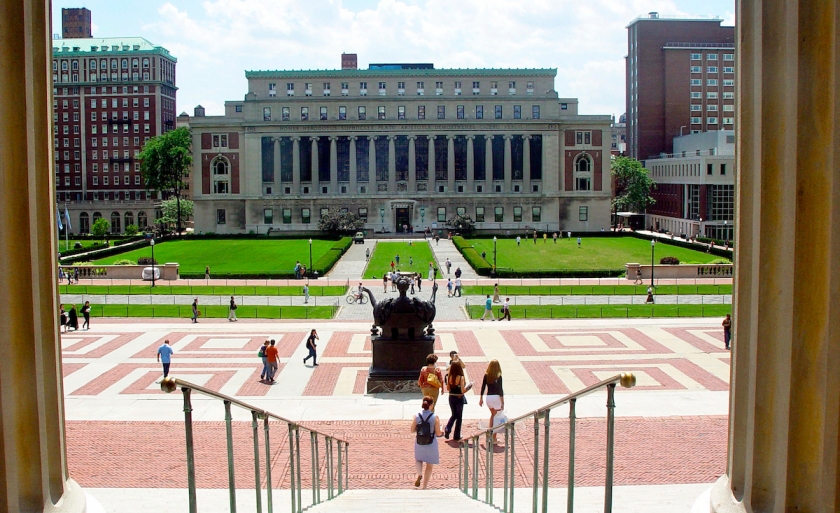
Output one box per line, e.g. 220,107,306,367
366,338,435,394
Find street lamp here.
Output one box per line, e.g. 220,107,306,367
150,238,156,288
650,239,656,291
492,236,498,277
308,238,313,277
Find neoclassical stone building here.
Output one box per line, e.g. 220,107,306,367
185,64,613,234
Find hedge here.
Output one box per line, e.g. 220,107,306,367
452,236,492,275
493,268,625,278
60,238,150,264
627,231,733,258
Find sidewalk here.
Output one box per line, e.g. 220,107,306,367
429,238,478,279
326,239,374,280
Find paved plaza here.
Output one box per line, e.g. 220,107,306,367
64,316,729,512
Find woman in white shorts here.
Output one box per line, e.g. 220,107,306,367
478,359,505,444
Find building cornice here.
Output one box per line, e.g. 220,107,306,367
245,68,557,79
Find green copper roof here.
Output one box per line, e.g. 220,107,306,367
245,68,556,79
52,37,176,61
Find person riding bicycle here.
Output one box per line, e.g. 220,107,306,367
354,282,365,303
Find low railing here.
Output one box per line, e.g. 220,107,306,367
161,378,349,513
459,373,636,513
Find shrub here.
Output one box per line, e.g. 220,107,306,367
124,224,140,236
710,258,732,265
452,236,492,275
113,259,136,266
137,257,158,265
312,237,353,275
660,256,680,265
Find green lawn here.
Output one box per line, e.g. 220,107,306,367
82,304,336,319
93,239,336,275
363,241,442,279
467,237,727,272
462,284,733,296
59,284,347,296
467,304,731,319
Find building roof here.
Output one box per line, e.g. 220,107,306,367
245,68,556,79
52,37,176,61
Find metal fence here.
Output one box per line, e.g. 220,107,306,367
464,302,731,319
77,302,340,319
58,284,349,297
55,277,352,288
162,378,348,513
460,373,636,512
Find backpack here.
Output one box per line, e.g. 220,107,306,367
416,412,434,445
258,347,266,358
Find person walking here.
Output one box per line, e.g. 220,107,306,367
645,286,655,304
410,396,442,489
258,340,270,382
303,283,310,304
383,274,388,293
67,305,79,332
516,236,521,246
416,273,422,292
577,236,582,248
445,258,452,274
533,231,537,244
59,304,68,333
81,301,91,330
444,360,467,441
454,267,461,279
205,266,210,280
722,314,732,350
446,278,453,297
303,329,319,366
501,297,512,321
157,339,174,378
543,233,547,243
228,296,238,322
391,271,398,292
634,268,643,285
493,283,501,303
454,277,462,297
480,295,496,321
435,234,440,246
365,248,370,261
409,255,413,267
395,254,401,266
428,263,435,281
391,260,396,273
478,360,505,445
294,261,301,279
191,299,199,323
410,275,416,295
553,232,558,243
418,354,444,412
265,339,279,383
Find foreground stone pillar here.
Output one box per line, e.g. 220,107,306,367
0,1,87,512
712,1,840,511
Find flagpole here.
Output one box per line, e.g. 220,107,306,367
64,202,69,253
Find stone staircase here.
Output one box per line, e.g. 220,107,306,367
305,489,500,512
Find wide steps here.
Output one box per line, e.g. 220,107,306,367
305,489,500,512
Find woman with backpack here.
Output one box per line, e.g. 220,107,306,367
418,354,445,412
478,359,505,445
410,396,443,489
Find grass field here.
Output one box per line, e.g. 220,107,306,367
467,303,731,319
467,237,727,272
462,284,732,296
93,239,336,275
58,284,347,296
363,241,442,279
79,304,336,319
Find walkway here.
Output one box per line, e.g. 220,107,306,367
429,238,479,279
325,239,374,280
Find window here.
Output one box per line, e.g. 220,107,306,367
691,92,702,99
532,105,540,119
305,83,313,95
320,208,329,218
397,81,405,90
513,206,522,222
456,105,465,119
494,207,504,222
236,105,243,113
532,207,541,222
575,155,592,191
263,107,271,121
472,81,480,92
301,208,310,224
707,79,718,86
707,105,718,111
708,117,718,124
575,131,591,145
378,106,386,120
103,176,109,185
475,207,485,222
417,106,425,119
707,163,714,175
494,105,502,119
691,53,702,60
358,106,366,120
397,106,405,120
723,92,735,100
691,79,702,86
143,98,150,107
707,54,718,60
217,209,226,224
691,117,702,124
360,82,368,94
213,158,230,194
268,83,276,97
721,164,727,175
691,104,702,111
724,67,735,73
723,79,735,86
263,209,273,224
579,206,588,222
690,66,702,73
378,81,386,91
323,82,331,95
300,107,309,121
92,176,99,185
724,54,734,61
435,81,443,91
437,105,445,119
282,107,290,121
708,66,718,73
437,207,446,222
417,81,424,91
339,106,347,120
320,106,328,121
511,105,520,119
708,92,719,99
723,117,735,125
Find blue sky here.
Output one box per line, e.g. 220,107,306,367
52,0,735,117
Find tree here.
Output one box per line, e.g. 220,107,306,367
445,213,475,234
124,224,139,236
317,209,364,234
611,156,656,228
138,127,192,236
91,218,110,240
155,198,194,233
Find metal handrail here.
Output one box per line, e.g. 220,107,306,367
459,372,636,513
161,377,349,513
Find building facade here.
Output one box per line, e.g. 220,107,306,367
644,130,734,240
52,35,178,234
61,7,92,39
186,64,613,235
626,13,735,160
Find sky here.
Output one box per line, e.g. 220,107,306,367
52,0,735,118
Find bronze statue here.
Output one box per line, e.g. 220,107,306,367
361,274,437,340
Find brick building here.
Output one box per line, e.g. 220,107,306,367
61,7,92,39
626,13,735,160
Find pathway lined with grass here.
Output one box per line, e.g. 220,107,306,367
466,303,731,319
58,284,347,296
77,304,335,320
462,284,732,296
363,241,442,279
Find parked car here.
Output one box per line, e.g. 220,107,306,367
353,231,365,244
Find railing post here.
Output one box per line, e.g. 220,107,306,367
604,384,617,513
344,442,349,492
503,423,510,512
224,401,238,513
287,424,298,513
532,412,540,513
310,431,321,505
541,409,551,513
326,437,334,500
182,387,198,513
251,411,263,513
337,440,344,495
485,430,494,505
263,416,274,513
509,422,516,513
567,399,577,513
472,436,479,500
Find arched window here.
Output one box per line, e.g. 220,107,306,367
92,211,102,222
574,154,592,191
124,211,134,229
138,211,147,229
79,212,90,233
110,212,121,233
121,59,128,69
132,58,139,68
212,157,230,194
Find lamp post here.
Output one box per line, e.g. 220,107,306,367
492,236,498,277
150,238,156,288
650,239,656,291
308,238,313,277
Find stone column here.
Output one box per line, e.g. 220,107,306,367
368,136,376,188
710,1,840,512
388,135,396,193
485,135,494,190
0,1,87,511
503,134,512,193
349,136,358,193
292,136,301,194
427,135,436,194
274,137,282,194
329,136,338,193
447,135,456,192
523,135,531,193
311,136,320,191
466,135,475,192
408,136,416,192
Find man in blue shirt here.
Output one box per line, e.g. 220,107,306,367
480,295,496,321
157,339,174,378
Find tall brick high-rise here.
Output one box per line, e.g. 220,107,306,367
61,7,92,39
626,13,734,160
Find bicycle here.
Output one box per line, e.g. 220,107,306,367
345,293,368,305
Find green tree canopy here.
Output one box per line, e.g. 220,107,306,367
155,198,194,231
91,218,110,239
611,156,656,213
445,213,475,233
138,127,192,235
317,209,364,233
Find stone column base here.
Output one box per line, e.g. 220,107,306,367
43,479,86,513
709,475,747,513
